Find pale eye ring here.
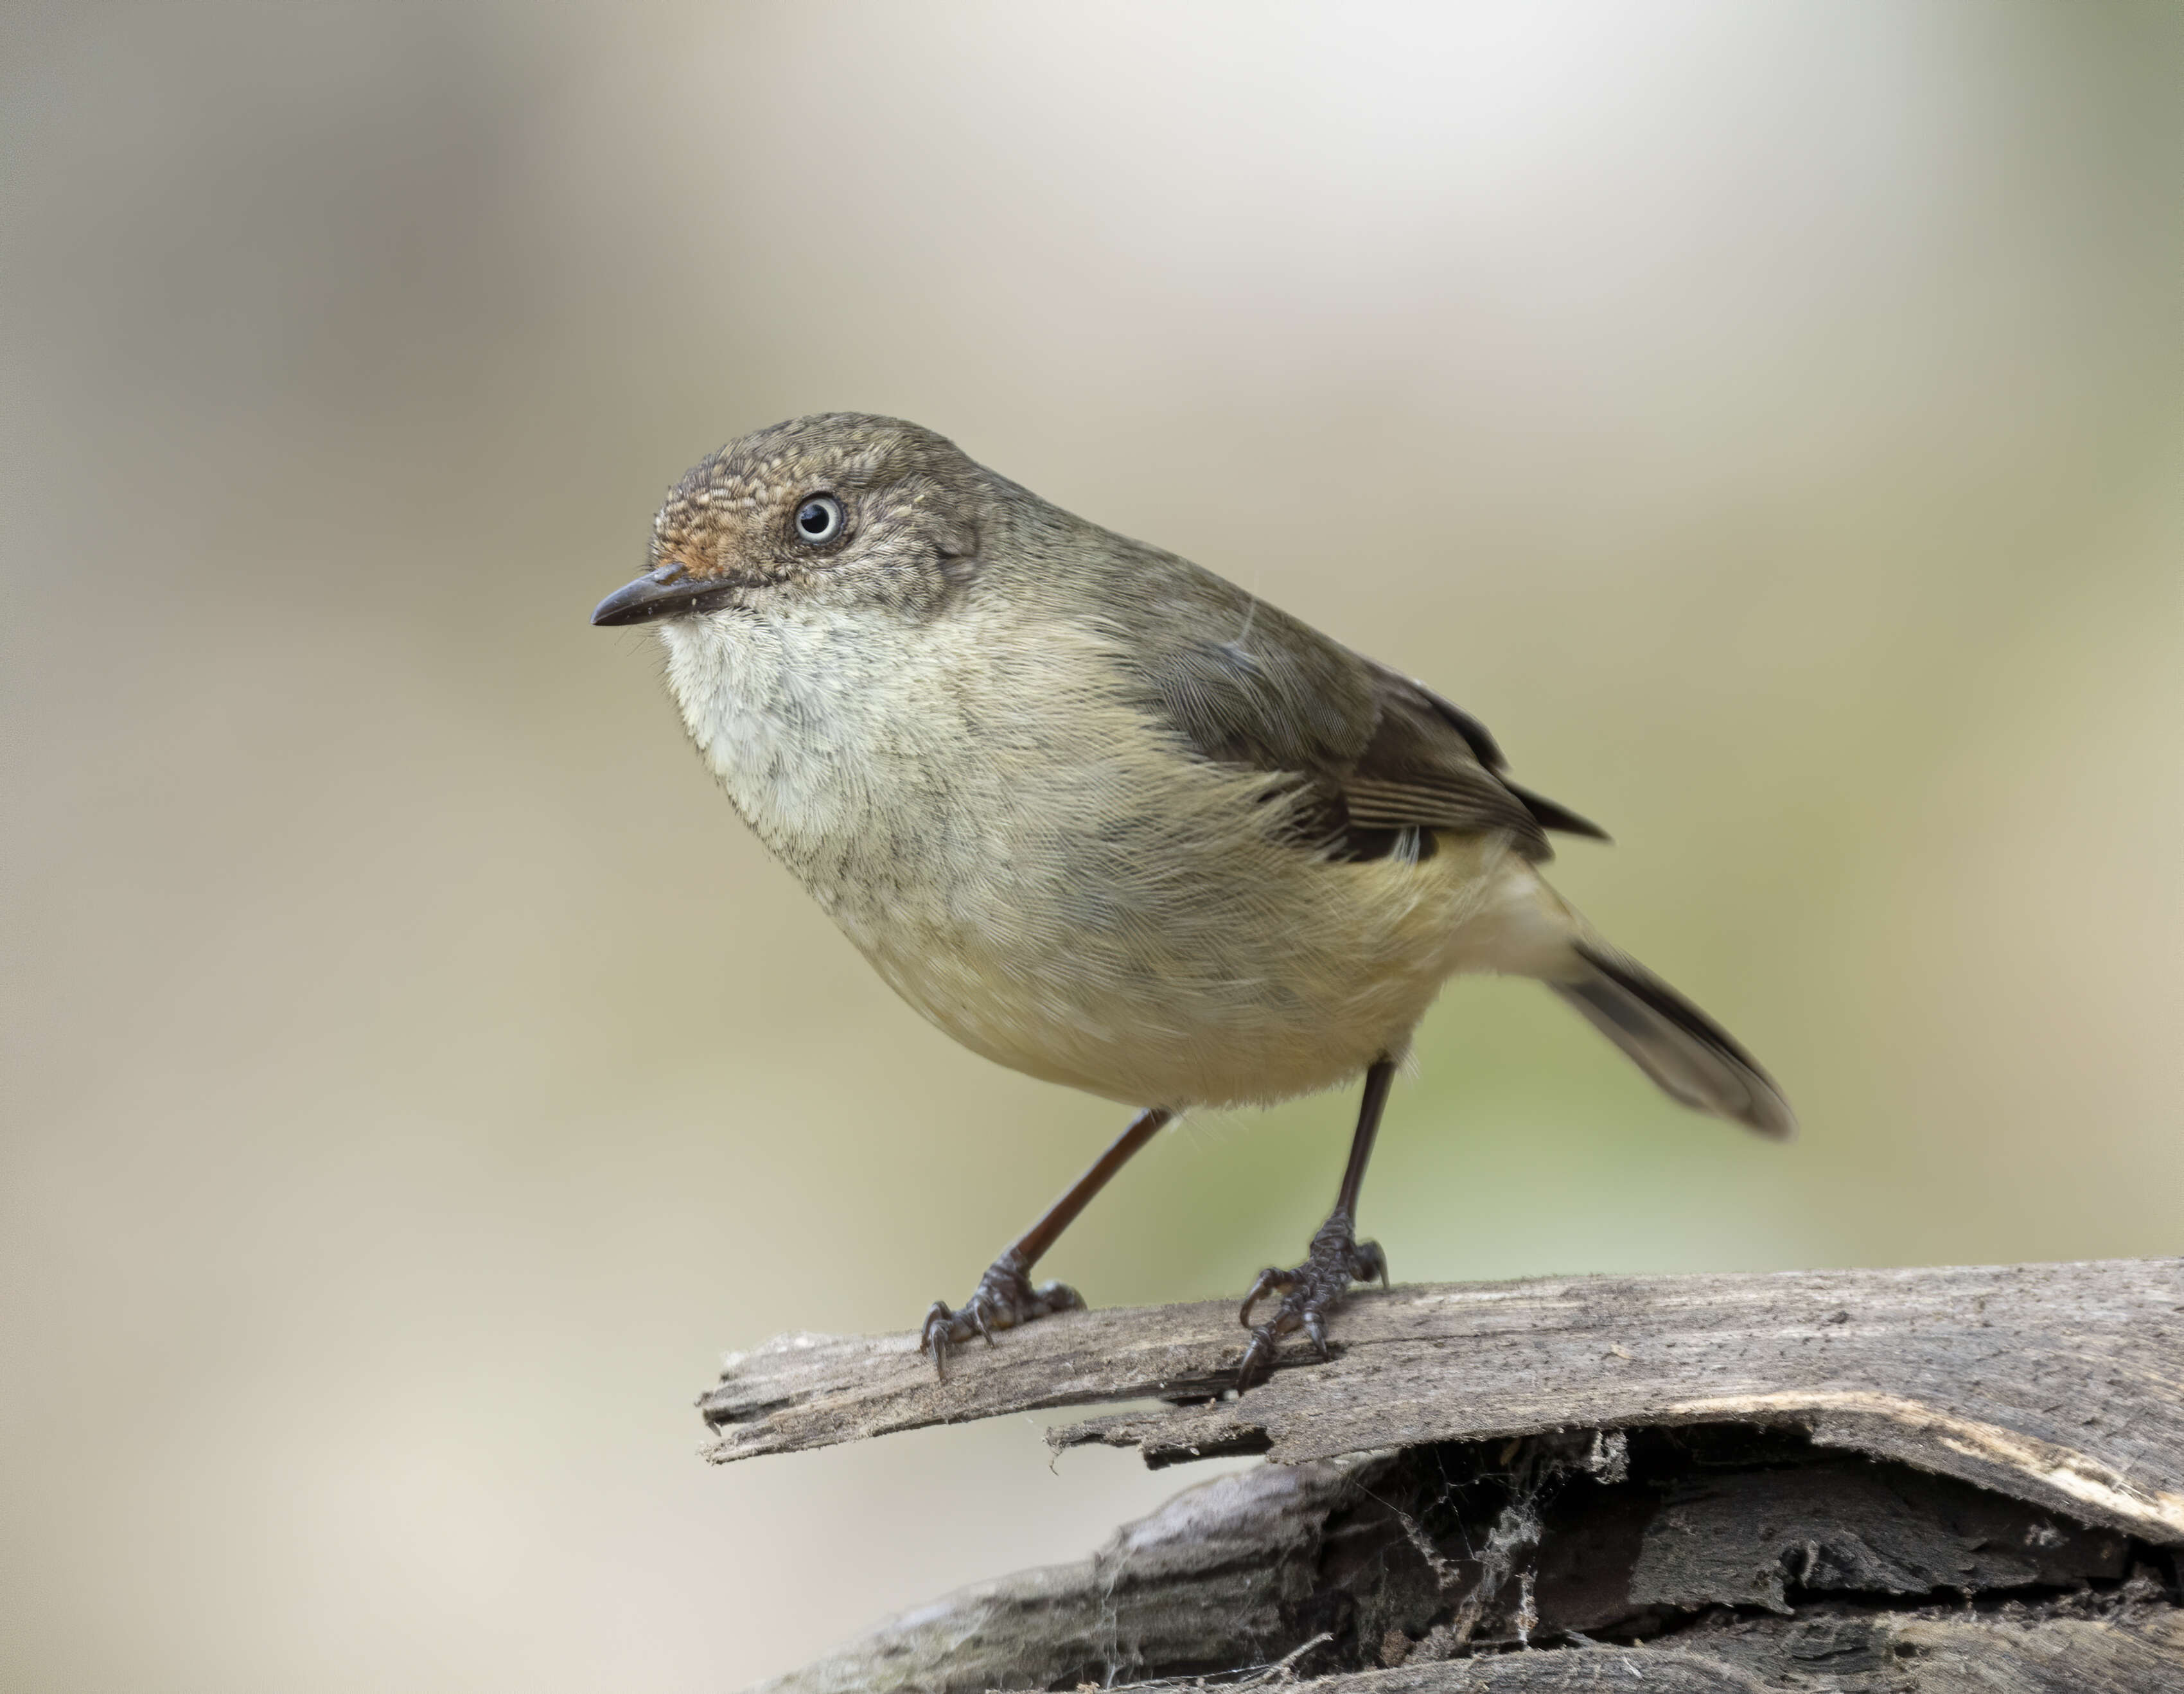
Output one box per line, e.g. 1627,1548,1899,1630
793,495,843,545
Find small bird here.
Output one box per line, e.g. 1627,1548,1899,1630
594,414,1792,1386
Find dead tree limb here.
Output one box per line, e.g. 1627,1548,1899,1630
702,1259,2183,1691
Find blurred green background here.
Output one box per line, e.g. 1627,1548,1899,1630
4,3,2180,1689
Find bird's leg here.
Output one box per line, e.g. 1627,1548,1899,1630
921,1106,1170,1379
1236,1057,1395,1389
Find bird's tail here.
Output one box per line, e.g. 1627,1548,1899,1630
1459,868,1794,1138
1549,937,1795,1138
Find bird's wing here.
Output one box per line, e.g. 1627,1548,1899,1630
1114,557,1603,862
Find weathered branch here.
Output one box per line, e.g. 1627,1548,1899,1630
707,1259,2183,1691
703,1258,2183,1544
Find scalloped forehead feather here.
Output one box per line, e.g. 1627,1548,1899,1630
647,414,973,578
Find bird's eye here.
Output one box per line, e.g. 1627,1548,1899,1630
793,495,843,545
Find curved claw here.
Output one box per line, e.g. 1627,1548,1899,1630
920,1299,958,1381
1238,1266,1289,1328
1237,1325,1280,1391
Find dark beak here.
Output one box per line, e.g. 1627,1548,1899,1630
590,567,730,627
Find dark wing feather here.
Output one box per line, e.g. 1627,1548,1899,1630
1501,779,1609,842
1388,674,1607,840
1113,550,1601,862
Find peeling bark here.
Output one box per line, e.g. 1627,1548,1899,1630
709,1259,2183,1692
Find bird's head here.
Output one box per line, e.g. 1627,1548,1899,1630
591,414,988,630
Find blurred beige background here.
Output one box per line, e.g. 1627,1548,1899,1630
3,2,2180,1689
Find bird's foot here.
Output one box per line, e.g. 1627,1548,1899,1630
1235,1208,1387,1390
920,1251,1083,1381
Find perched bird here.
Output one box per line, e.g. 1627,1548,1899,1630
594,414,1792,1386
